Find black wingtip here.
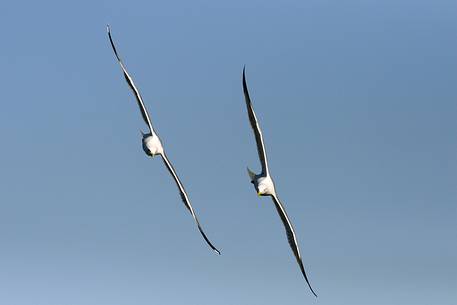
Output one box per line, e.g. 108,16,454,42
242,66,248,90
301,264,318,297
206,239,222,256
302,270,318,297
310,286,318,298
242,66,251,102
195,220,221,256
204,232,221,256
202,232,221,255
305,273,318,297
107,25,121,62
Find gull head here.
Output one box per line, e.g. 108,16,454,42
256,183,268,196
247,167,275,196
141,132,163,157
254,177,274,196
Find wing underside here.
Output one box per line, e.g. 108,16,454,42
242,67,269,176
107,25,155,134
271,194,317,297
161,153,221,255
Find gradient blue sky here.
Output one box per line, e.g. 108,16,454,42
0,0,456,304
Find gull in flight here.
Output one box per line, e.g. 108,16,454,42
107,25,220,255
242,67,317,296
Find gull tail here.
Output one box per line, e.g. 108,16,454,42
247,166,256,182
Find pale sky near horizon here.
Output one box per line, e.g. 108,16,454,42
0,0,456,304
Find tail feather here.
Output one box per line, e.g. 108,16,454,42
247,166,256,182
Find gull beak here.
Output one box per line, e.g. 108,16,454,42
257,192,261,197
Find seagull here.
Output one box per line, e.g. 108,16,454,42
242,67,317,296
107,25,220,255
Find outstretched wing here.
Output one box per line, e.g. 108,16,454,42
242,67,269,176
271,194,317,297
107,25,155,134
161,152,221,255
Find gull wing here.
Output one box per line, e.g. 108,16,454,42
107,25,155,134
161,152,221,255
242,67,269,176
271,194,317,297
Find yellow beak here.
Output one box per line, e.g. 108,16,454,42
257,192,261,197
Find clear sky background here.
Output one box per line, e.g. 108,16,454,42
0,0,455,304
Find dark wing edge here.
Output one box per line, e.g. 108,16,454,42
271,194,317,297
107,25,155,133
161,152,221,255
242,67,269,176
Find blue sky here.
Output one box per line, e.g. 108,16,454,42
0,0,455,304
